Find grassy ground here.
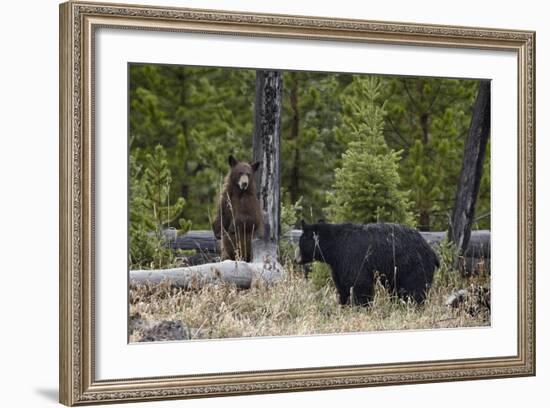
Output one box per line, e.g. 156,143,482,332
129,255,490,342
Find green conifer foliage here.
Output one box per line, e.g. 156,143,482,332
381,77,489,230
129,64,256,228
327,77,413,225
129,151,156,267
129,145,191,268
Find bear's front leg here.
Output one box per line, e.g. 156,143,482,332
235,216,260,235
337,289,350,306
220,231,237,261
351,284,374,307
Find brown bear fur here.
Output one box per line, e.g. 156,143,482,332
212,155,264,262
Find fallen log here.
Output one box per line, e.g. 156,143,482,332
416,230,490,275
130,259,282,289
131,239,283,289
416,230,490,258
130,260,283,289
170,229,491,259
153,229,490,288
168,230,218,253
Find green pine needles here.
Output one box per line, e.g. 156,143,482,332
327,76,414,225
129,144,191,268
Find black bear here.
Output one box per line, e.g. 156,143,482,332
296,220,439,305
212,155,263,262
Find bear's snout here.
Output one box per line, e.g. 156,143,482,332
238,174,249,191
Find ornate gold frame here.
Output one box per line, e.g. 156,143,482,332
59,1,536,405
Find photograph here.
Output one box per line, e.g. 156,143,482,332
58,2,535,404
127,64,492,342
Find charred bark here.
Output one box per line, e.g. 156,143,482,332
253,70,283,246
449,80,491,256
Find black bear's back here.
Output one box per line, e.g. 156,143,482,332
329,222,438,304
369,223,438,302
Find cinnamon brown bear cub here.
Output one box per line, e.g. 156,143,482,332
296,220,439,305
212,155,264,262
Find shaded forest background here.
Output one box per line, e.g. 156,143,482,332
128,64,490,265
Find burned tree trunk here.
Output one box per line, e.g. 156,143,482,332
253,70,283,248
449,80,491,256
289,73,301,204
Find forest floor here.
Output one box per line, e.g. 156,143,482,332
128,258,490,342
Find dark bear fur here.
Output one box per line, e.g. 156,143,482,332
296,221,439,305
212,155,263,262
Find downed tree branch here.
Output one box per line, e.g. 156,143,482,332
150,229,491,288
131,239,282,289
170,229,491,258
130,259,282,289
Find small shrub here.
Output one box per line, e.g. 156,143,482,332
279,197,303,266
310,262,333,290
433,237,461,288
280,196,303,235
129,144,191,269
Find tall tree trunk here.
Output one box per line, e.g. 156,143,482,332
289,74,300,203
177,70,190,202
253,70,283,246
449,80,491,257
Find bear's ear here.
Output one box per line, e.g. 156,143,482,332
251,161,261,173
300,219,308,230
228,155,238,168
317,219,326,224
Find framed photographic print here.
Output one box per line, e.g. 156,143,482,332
59,1,535,405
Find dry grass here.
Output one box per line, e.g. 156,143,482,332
129,260,490,342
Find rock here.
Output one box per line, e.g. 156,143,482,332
445,285,490,316
139,320,191,342
445,289,469,308
129,314,196,342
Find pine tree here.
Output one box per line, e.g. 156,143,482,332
129,144,191,268
143,144,188,230
129,150,156,267
326,76,413,225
